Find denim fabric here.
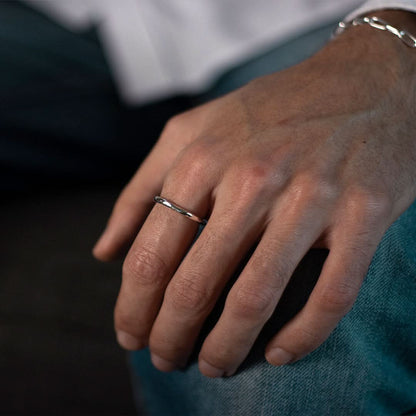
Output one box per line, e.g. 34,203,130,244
130,199,416,416
129,20,416,416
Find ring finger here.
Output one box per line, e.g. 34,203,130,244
114,184,210,350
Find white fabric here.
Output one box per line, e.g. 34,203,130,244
24,0,416,104
347,0,416,20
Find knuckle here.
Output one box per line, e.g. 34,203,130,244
183,145,214,176
316,281,358,314
112,189,147,220
347,188,392,224
161,114,187,139
289,326,323,352
165,141,217,190
148,336,188,362
167,275,210,313
123,247,168,287
231,159,280,200
298,326,320,344
114,309,148,342
200,345,235,370
291,172,338,205
364,193,392,220
230,283,276,320
114,313,138,336
250,255,290,293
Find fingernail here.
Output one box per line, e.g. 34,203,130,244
266,347,294,366
199,360,225,378
151,354,178,372
116,330,142,350
224,364,239,377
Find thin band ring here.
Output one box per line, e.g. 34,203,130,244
154,196,207,225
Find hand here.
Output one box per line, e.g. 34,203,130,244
93,11,416,377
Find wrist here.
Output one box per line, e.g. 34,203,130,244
332,10,416,66
300,10,416,113
325,10,416,77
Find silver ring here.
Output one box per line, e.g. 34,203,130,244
154,196,207,225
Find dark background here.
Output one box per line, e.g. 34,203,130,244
0,187,138,415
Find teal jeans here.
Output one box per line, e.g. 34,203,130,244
129,21,416,416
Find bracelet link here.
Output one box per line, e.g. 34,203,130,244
334,15,416,49
400,31,416,48
367,16,386,31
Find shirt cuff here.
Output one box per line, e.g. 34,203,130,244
346,0,416,21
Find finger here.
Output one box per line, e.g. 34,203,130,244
93,147,171,261
265,222,385,366
92,168,161,261
113,140,222,351
197,199,328,378
114,187,209,351
93,116,192,261
148,192,268,372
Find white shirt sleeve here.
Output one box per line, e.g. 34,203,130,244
346,0,416,21
23,0,415,104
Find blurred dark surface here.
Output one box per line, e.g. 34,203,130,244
0,187,138,415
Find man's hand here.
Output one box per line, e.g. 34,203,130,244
93,11,416,378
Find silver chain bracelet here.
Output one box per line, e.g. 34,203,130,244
334,16,416,49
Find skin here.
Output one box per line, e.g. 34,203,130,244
93,10,416,378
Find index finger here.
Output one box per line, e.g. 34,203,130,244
93,115,193,261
